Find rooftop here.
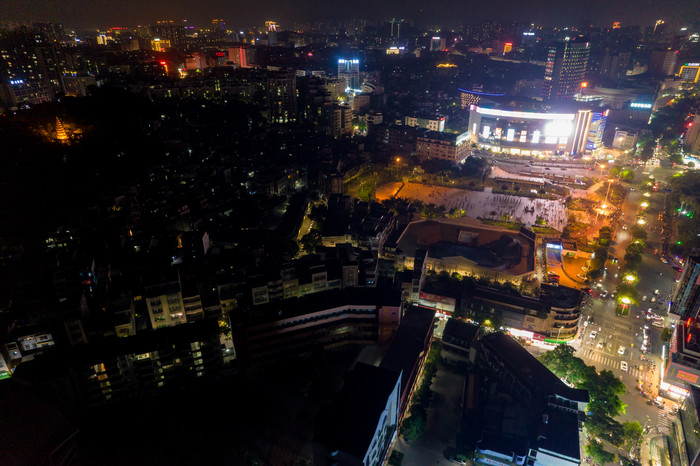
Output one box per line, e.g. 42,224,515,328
537,408,581,461
245,288,402,328
318,363,400,458
443,318,480,343
380,305,435,393
480,332,589,403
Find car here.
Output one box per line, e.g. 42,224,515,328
545,167,551,170
622,224,628,230
621,361,628,372
661,257,668,264
596,341,604,349
618,346,625,355
642,295,647,301
654,289,660,295
652,321,665,328
651,297,657,303
590,330,597,339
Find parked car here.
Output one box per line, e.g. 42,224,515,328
590,330,597,339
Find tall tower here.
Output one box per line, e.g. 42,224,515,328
671,256,700,320
338,58,360,91
55,117,68,142
542,36,590,102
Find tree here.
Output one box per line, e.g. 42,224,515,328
585,442,616,466
586,412,625,446
662,327,673,342
400,406,426,440
300,229,322,253
584,369,627,418
630,225,647,241
622,421,644,448
620,169,635,181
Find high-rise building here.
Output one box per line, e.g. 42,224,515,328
542,37,590,102
338,58,360,91
671,256,700,320
267,69,297,123
600,50,631,82
211,19,225,31
430,36,445,52
649,49,678,77
151,21,185,47
228,45,256,68
679,63,700,83
0,28,57,109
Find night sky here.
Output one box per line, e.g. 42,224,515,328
3,0,700,30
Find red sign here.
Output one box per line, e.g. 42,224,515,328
419,291,456,306
533,334,545,342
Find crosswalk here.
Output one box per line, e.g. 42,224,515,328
656,403,676,430
578,349,642,377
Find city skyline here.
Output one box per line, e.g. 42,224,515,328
3,0,700,30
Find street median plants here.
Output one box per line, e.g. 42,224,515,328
539,344,631,457
400,342,442,441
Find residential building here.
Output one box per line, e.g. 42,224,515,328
380,305,436,413
316,363,401,466
12,320,224,406
144,281,187,329
237,288,402,362
0,28,57,109
404,114,446,132
416,130,470,164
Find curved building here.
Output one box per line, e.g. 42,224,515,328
468,105,607,156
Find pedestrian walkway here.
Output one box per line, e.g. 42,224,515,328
579,349,642,378
656,404,676,430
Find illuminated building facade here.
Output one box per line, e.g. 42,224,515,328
468,105,607,156
671,256,700,320
338,58,360,91
542,37,590,102
416,131,470,164
228,45,256,68
150,38,171,52
458,88,506,109
679,63,700,83
0,28,57,109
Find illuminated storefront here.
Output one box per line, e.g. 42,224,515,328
468,105,607,156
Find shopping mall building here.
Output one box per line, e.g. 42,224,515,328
467,104,607,157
